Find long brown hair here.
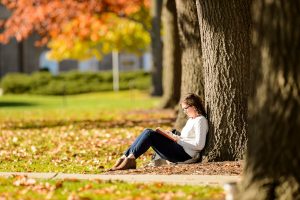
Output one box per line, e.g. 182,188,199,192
181,93,206,117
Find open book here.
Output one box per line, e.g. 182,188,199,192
155,127,177,142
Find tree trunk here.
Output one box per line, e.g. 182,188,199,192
174,0,204,130
239,0,300,199
159,0,181,109
150,0,163,96
196,0,250,161
18,41,24,73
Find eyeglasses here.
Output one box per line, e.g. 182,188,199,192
182,105,191,112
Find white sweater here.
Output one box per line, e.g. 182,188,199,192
177,116,208,157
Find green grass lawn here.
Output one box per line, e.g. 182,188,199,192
0,177,224,200
0,90,159,122
0,91,168,173
0,91,224,199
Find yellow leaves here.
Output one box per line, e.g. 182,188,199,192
103,14,150,54
47,13,150,61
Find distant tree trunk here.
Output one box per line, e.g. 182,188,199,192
159,0,181,109
174,0,203,129
238,0,300,199
196,0,250,161
0,46,2,77
150,0,163,96
18,41,24,73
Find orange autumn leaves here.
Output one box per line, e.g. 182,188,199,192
0,0,150,59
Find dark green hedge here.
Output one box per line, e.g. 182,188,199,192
0,71,150,95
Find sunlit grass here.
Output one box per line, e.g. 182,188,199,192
0,90,159,121
0,177,224,200
0,91,225,198
0,91,172,173
0,125,151,173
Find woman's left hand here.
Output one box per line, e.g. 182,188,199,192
173,134,181,142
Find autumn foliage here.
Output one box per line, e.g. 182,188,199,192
47,13,150,60
0,0,150,46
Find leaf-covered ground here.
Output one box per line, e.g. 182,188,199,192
0,176,224,200
0,91,241,199
0,109,175,173
0,92,243,175
0,108,242,175
104,161,243,175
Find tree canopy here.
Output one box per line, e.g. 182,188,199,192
0,0,150,47
47,13,150,61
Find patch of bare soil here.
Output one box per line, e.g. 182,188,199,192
103,161,243,175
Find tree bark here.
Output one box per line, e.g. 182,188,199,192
174,0,204,130
18,41,24,73
196,0,250,161
150,0,163,96
159,0,181,109
239,0,300,199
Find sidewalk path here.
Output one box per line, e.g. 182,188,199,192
0,172,240,186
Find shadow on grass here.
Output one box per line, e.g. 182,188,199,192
0,101,37,107
2,118,175,130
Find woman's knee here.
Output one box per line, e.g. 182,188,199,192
142,128,155,137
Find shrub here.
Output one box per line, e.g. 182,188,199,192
0,70,150,95
0,73,31,94
29,72,52,91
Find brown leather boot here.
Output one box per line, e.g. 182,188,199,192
108,157,125,171
115,157,136,170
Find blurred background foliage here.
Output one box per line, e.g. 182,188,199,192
47,12,151,61
0,71,150,95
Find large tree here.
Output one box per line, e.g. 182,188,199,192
150,0,163,96
196,0,250,161
174,0,203,129
0,0,164,95
238,0,300,199
159,0,181,108
0,0,148,45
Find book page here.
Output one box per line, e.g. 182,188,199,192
155,127,177,141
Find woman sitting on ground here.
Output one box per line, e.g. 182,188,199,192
109,93,208,171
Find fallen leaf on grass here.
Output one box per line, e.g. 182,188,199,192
13,175,36,186
63,178,80,182
154,182,164,188
78,184,93,192
55,180,64,189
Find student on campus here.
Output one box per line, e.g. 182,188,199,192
109,93,208,171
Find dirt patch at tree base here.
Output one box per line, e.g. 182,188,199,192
104,160,243,175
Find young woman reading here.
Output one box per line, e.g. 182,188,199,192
109,93,208,171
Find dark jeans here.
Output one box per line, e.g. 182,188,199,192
124,128,192,163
